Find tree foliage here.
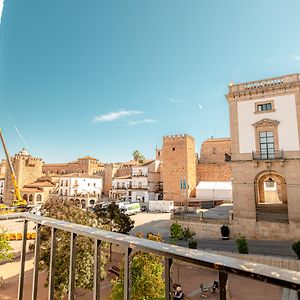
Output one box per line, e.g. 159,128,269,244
39,199,108,300
94,202,134,234
112,233,165,300
132,150,146,164
0,227,13,262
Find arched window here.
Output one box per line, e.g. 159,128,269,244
23,194,28,201
36,194,42,202
89,199,95,206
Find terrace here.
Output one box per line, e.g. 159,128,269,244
1,213,300,300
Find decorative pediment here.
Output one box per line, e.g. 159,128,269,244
252,118,280,128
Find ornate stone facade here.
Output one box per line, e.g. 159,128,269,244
227,73,300,240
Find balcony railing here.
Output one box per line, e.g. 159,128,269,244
131,185,148,190
228,74,300,94
252,150,284,160
1,213,300,300
131,173,148,177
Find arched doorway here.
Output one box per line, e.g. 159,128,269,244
29,194,34,203
255,171,288,222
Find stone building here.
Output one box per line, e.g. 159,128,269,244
227,73,300,239
43,156,105,176
3,149,43,204
197,138,231,182
160,135,197,203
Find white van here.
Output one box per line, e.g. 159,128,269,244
119,202,141,215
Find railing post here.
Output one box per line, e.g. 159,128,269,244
68,232,77,300
17,219,28,300
48,227,57,300
32,223,41,300
124,247,132,300
93,239,101,300
219,271,228,300
165,257,173,300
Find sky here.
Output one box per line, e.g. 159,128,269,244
1,0,300,163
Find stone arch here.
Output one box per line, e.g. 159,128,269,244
29,194,34,203
36,194,42,203
23,194,28,201
89,199,95,206
81,199,86,209
75,199,80,207
254,170,287,205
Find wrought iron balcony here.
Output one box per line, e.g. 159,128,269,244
252,150,284,160
131,185,148,190
1,213,300,300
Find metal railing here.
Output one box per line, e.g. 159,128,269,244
252,150,284,160
1,213,300,300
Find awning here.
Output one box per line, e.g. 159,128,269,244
196,181,232,201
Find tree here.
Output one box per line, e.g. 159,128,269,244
38,199,108,300
132,150,145,164
94,202,134,261
0,227,13,262
112,233,165,300
94,202,134,234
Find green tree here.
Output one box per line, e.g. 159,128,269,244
94,202,134,234
132,150,145,164
94,202,134,261
39,199,108,300
0,227,13,262
112,233,165,300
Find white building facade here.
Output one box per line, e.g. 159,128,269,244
111,160,162,204
56,174,103,208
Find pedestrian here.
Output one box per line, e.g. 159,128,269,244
174,284,184,299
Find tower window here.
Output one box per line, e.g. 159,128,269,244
172,148,175,151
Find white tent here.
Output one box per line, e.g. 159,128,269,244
196,181,232,202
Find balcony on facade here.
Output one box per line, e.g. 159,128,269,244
1,213,299,300
131,185,148,190
252,150,284,161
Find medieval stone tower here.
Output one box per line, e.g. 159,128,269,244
4,149,43,204
161,135,197,203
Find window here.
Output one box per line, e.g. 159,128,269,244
259,131,275,159
256,102,273,112
172,148,175,151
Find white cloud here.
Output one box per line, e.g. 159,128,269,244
291,54,300,61
0,0,4,24
93,110,143,123
198,104,203,109
127,118,157,126
169,98,184,103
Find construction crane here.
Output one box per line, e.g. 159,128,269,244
0,128,27,207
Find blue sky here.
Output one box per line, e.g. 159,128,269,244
1,0,300,163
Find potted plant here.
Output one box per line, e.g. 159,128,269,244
292,241,300,259
188,239,197,249
220,225,230,240
236,234,249,254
